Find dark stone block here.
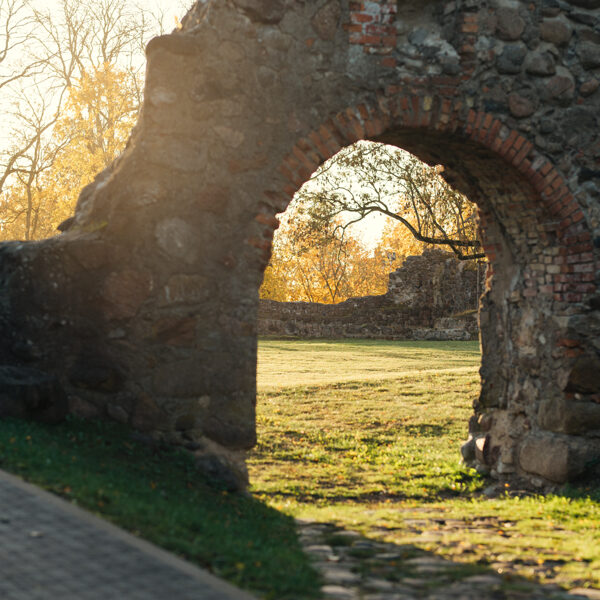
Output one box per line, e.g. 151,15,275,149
566,355,600,393
577,41,600,70
566,0,600,8
496,43,527,74
496,8,526,41
195,452,249,492
0,366,68,424
68,358,124,393
232,0,287,23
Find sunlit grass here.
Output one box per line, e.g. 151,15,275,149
1,339,598,598
251,339,600,592
258,338,480,390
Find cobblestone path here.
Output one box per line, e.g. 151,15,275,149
297,518,600,600
0,470,255,600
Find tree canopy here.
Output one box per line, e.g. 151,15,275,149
0,0,174,240
293,141,483,262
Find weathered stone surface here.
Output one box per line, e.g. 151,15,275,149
0,0,597,493
68,357,124,393
496,8,525,41
102,269,153,320
580,78,600,96
539,397,600,434
311,0,341,41
577,41,600,70
152,316,196,346
519,434,599,483
107,403,129,424
155,218,201,264
231,0,287,24
496,43,527,74
69,395,102,419
508,92,537,117
566,354,600,393
525,50,556,76
132,394,167,433
539,18,573,45
0,366,68,424
152,359,207,398
543,66,576,103
158,274,211,307
194,439,249,491
567,0,600,8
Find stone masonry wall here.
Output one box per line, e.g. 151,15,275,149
0,0,599,490
258,250,482,340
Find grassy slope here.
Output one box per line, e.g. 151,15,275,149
251,339,600,592
0,417,320,599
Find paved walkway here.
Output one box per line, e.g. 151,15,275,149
0,470,256,600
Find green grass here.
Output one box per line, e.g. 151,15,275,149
258,338,480,390
251,339,600,593
1,338,599,598
0,417,320,599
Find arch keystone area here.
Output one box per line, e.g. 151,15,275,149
0,0,599,490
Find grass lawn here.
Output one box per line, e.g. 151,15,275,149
1,338,598,598
251,338,600,593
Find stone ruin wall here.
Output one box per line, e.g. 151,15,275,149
0,0,599,490
258,249,482,341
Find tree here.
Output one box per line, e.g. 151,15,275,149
48,63,139,195
294,141,483,261
0,0,171,241
0,0,51,199
0,63,139,240
260,216,389,304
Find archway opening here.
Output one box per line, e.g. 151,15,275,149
244,119,595,592
251,137,486,492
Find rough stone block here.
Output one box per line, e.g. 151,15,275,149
539,396,600,434
0,366,68,424
519,433,599,483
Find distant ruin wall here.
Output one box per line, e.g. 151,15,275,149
258,250,484,340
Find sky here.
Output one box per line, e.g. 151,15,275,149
35,0,189,21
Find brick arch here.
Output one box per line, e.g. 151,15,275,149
252,93,599,486
263,95,595,307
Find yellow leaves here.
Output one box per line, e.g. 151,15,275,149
0,63,139,242
260,216,391,303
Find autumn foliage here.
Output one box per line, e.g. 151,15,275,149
0,64,139,240
260,142,480,304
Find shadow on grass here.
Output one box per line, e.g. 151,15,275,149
300,519,592,599
0,416,321,600
402,423,446,437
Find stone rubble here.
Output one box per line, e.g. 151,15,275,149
295,517,599,600
258,249,483,341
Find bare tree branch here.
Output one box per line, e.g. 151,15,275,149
294,142,484,261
